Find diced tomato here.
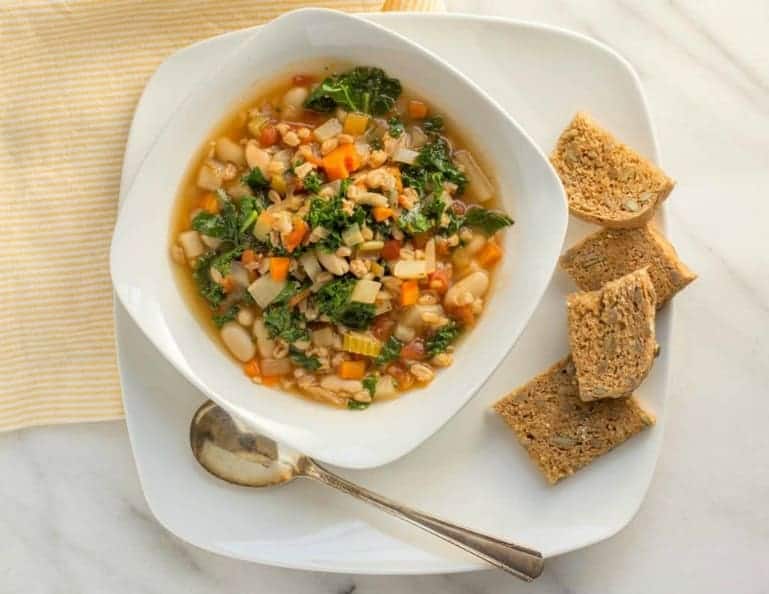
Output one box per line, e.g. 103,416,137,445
381,239,401,261
428,269,450,295
259,124,278,147
400,338,425,361
435,237,451,257
451,200,467,215
371,316,395,341
241,249,257,266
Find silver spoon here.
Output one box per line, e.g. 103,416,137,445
190,400,544,580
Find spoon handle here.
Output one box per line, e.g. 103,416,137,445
303,460,544,581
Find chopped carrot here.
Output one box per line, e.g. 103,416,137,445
400,280,420,306
288,287,311,308
200,193,219,214
243,359,261,378
372,207,394,222
284,218,308,252
428,269,450,295
221,276,235,293
371,316,395,341
450,305,475,327
241,249,257,266
400,338,425,361
339,360,366,380
261,375,280,386
477,241,503,268
381,239,401,261
408,99,428,119
321,143,362,181
435,238,451,257
270,257,290,281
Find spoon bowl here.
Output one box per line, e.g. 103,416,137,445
190,400,544,581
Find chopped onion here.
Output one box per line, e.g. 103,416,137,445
393,259,428,279
247,275,287,308
455,150,494,202
410,126,427,149
376,375,397,398
342,223,364,247
299,250,321,281
229,261,250,288
425,238,436,274
311,326,336,348
196,161,222,191
351,279,382,304
354,141,370,162
215,137,245,166
392,147,419,165
178,230,204,259
313,117,343,142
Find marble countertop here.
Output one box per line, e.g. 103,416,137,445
2,1,768,592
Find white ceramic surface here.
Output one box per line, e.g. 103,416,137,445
115,13,669,573
110,8,568,469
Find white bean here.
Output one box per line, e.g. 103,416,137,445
252,318,276,358
236,308,254,327
245,140,270,173
196,162,222,190
316,249,350,276
281,86,309,116
444,271,489,308
220,322,256,362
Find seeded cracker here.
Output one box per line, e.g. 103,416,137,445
493,357,655,484
550,112,675,228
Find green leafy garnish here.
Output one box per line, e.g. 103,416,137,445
400,138,467,200
425,321,461,357
387,116,404,138
302,170,324,194
263,304,309,343
369,137,384,150
273,279,303,305
313,277,376,330
242,167,270,192
307,193,365,252
362,376,377,397
193,251,225,308
347,399,370,410
289,346,321,371
304,67,402,115
422,115,444,133
463,207,514,235
210,245,243,275
374,336,402,366
397,204,431,234
212,305,239,328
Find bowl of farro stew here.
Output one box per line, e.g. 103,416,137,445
111,8,567,467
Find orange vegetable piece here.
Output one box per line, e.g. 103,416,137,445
372,207,394,222
450,305,475,327
321,144,362,181
400,338,425,361
340,360,366,380
400,280,420,306
270,257,290,281
241,249,257,266
259,125,278,147
261,375,280,386
199,193,219,214
386,167,403,192
428,269,450,295
381,239,401,261
243,359,261,378
221,276,235,293
408,99,428,119
477,241,503,268
284,218,308,252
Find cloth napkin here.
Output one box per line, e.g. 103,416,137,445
0,0,443,432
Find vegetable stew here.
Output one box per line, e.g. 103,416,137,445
171,65,513,409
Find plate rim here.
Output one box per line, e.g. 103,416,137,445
115,11,672,574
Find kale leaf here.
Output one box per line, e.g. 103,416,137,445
313,277,376,330
347,399,370,410
362,376,377,397
422,115,444,133
414,137,467,192
289,346,321,371
212,304,239,328
463,207,514,235
242,167,270,192
374,336,403,366
387,116,404,138
263,304,309,343
304,67,402,115
193,251,225,308
425,321,461,357
397,204,432,234
302,170,324,194
307,193,365,252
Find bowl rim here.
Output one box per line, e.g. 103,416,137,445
110,7,568,468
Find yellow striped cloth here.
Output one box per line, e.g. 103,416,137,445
0,0,443,432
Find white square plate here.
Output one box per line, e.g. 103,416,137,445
116,13,671,573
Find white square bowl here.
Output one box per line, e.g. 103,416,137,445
110,8,567,468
